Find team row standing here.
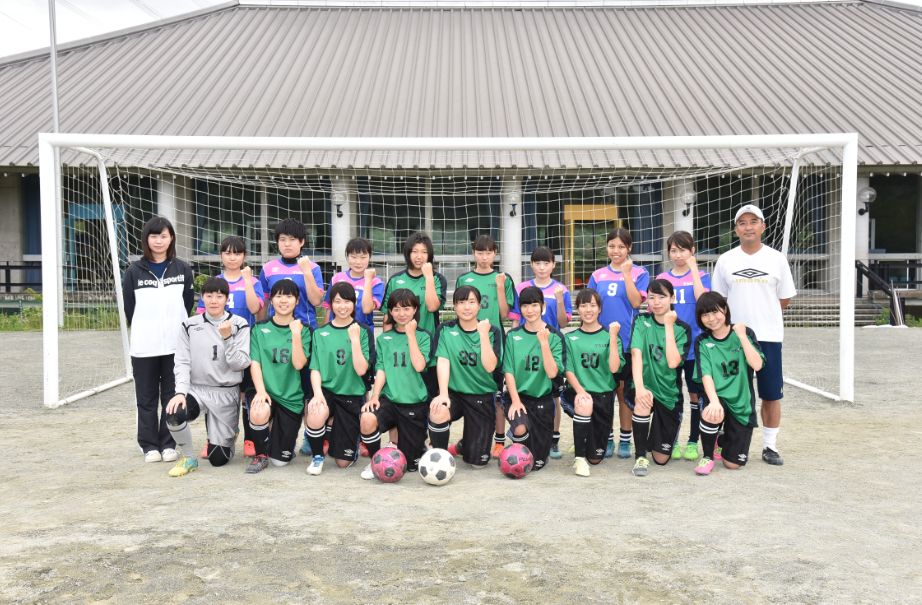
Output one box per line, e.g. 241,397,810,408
123,211,789,478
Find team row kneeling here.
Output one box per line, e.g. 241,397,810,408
162,273,763,482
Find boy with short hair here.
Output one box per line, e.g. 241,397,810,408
503,286,566,472
165,277,251,477
258,218,325,328
454,234,517,457
508,246,571,458
245,280,312,473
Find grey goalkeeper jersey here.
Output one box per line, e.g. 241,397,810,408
174,312,251,394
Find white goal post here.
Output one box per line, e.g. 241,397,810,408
39,133,858,408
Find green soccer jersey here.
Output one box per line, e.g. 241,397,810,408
694,327,764,427
434,320,502,395
564,328,624,394
375,328,432,404
250,319,312,413
454,270,516,328
629,313,691,410
309,321,373,397
503,325,565,399
382,270,448,341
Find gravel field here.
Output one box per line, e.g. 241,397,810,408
1,328,920,604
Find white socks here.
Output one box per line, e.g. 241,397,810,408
762,426,780,452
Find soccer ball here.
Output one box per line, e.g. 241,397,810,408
371,447,407,483
418,448,456,486
499,443,534,479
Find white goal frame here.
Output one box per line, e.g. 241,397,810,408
39,133,858,407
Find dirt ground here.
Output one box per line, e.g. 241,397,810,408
1,328,920,604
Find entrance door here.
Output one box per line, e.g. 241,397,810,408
563,204,620,290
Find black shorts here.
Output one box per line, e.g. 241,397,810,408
373,398,428,469
679,358,704,397
561,390,615,462
648,398,682,457
448,391,495,466
325,389,364,462
423,366,439,400
614,351,631,385
503,393,555,470
269,403,302,463
701,395,754,467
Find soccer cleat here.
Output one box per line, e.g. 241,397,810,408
161,448,179,463
671,442,683,460
243,440,256,458
604,439,615,458
617,440,632,459
144,450,162,463
573,456,591,477
168,456,198,477
713,446,723,462
549,444,562,459
359,442,370,458
762,448,784,466
360,463,374,480
490,442,504,459
448,442,461,457
200,440,210,459
307,455,325,476
632,456,650,477
245,454,269,474
684,442,699,461
299,438,312,456
695,457,715,476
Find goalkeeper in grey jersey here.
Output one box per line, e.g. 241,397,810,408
165,277,251,476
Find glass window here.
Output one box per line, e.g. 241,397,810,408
431,177,500,256
193,178,258,255
267,177,331,256
357,177,425,257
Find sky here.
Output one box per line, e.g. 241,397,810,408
3,0,922,59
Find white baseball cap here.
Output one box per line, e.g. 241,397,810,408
734,204,764,223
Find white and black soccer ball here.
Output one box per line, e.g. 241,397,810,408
418,448,456,486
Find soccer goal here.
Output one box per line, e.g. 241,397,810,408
39,134,857,407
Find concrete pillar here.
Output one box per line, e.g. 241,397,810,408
501,176,523,284
663,178,695,244
330,176,356,271
157,176,177,227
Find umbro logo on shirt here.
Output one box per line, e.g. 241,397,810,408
396,279,406,285
512,336,522,341
465,278,475,283
705,342,715,348
449,331,459,336
320,332,330,337
569,335,579,341
732,268,769,279
382,336,392,340
261,328,271,334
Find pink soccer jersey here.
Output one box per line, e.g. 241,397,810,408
322,270,384,328
508,279,572,330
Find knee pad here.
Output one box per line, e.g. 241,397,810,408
165,406,188,427
207,443,233,467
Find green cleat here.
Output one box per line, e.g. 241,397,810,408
671,442,683,460
684,441,699,461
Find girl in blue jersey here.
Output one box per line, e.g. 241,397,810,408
587,228,649,459
655,231,711,461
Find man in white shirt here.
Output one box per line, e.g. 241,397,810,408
711,204,796,466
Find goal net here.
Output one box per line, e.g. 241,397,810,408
40,134,857,407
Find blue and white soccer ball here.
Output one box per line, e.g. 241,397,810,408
418,448,456,486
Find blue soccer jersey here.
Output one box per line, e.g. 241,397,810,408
587,264,650,351
656,269,711,359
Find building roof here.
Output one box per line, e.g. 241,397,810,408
1,1,920,168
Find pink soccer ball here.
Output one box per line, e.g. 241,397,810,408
371,447,407,483
499,443,534,479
